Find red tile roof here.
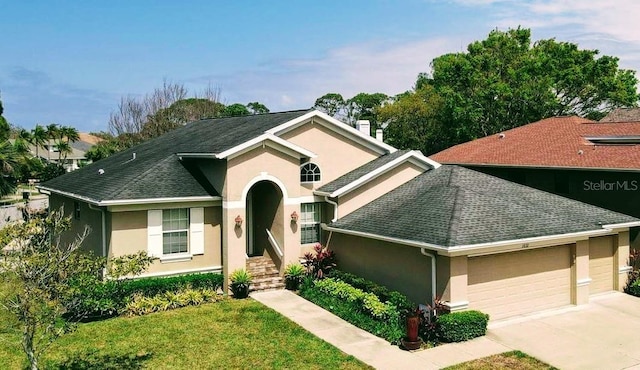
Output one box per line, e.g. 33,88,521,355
430,116,640,170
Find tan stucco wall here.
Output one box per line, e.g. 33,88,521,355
109,206,222,275
616,231,630,291
328,233,433,304
223,146,302,287
338,162,424,217
280,121,380,196
49,194,103,257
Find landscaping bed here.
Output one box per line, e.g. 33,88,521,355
442,350,558,370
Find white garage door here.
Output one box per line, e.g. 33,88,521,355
468,245,572,320
589,236,614,295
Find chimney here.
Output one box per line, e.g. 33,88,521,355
375,129,383,142
355,120,370,136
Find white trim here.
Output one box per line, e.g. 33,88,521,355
38,185,222,207
577,278,592,287
315,150,440,198
443,301,469,312
602,221,640,229
619,265,633,273
266,229,284,259
322,223,618,257
300,162,322,184
137,265,222,279
266,110,396,155
437,162,640,173
160,254,192,263
217,133,316,159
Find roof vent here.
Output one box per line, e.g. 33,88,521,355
578,150,584,155
98,169,105,175
498,133,505,139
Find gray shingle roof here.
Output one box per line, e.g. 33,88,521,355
41,109,312,202
329,165,638,246
317,150,412,194
600,108,640,122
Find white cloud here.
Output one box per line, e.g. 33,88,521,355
190,37,459,111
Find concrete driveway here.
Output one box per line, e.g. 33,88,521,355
487,292,640,370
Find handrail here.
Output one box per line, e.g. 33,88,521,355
265,229,284,259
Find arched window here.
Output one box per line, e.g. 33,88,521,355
300,162,321,183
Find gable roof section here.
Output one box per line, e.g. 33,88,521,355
266,110,397,155
431,116,640,170
326,165,639,253
40,110,314,204
316,150,440,197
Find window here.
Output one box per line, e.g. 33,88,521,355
300,162,321,183
162,208,189,255
73,201,80,220
300,203,321,244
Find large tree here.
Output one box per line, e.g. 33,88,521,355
425,27,639,145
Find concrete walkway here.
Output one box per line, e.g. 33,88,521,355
251,290,509,369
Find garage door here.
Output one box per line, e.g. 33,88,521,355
468,245,572,320
589,236,614,295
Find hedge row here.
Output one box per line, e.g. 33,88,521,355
70,273,224,319
299,280,404,343
327,270,414,312
314,278,398,321
436,310,489,342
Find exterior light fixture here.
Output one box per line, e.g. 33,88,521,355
290,211,299,222
235,215,243,227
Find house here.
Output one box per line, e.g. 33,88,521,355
39,110,640,321
30,133,102,172
431,115,640,250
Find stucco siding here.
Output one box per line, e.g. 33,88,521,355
49,194,103,257
280,121,380,196
110,206,223,275
329,233,432,304
338,162,425,217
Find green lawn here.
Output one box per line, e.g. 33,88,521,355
0,299,370,369
442,351,558,370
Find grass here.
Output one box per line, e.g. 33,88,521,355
442,351,558,370
0,299,371,370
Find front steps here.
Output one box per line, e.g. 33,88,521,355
247,256,284,292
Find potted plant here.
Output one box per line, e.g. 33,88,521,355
229,269,252,299
400,308,423,350
284,263,305,290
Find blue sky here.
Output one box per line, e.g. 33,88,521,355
1,0,639,133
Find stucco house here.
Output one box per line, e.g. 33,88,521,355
430,115,640,251
39,109,640,321
29,132,103,172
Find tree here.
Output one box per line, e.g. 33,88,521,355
0,99,10,142
247,101,270,115
345,92,388,127
0,210,92,370
141,98,225,139
59,125,80,144
44,124,59,160
31,125,48,159
426,27,639,144
377,85,447,155
13,128,33,155
56,140,72,162
222,103,250,117
0,209,154,370
314,93,345,117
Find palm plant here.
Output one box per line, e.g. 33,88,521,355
13,129,33,155
45,124,59,160
56,140,72,163
31,125,47,158
0,140,19,196
60,125,80,144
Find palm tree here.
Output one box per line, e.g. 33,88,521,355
13,129,33,155
0,140,19,196
60,125,80,144
56,140,72,163
45,124,59,160
31,125,47,158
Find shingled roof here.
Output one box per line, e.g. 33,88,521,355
600,108,640,123
431,116,640,170
328,165,638,247
40,109,312,203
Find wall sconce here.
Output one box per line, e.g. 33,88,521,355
235,215,243,228
290,211,299,222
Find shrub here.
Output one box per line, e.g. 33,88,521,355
624,250,640,296
284,263,305,290
313,278,398,321
436,310,489,342
327,269,414,312
299,282,404,343
302,243,336,278
229,269,252,299
69,273,224,319
122,288,223,316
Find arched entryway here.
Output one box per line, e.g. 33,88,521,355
246,181,285,261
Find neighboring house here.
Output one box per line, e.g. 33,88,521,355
431,115,640,251
30,133,102,172
39,110,639,321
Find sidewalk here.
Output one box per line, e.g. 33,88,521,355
251,290,510,370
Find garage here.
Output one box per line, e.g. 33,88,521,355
467,245,572,320
589,236,615,294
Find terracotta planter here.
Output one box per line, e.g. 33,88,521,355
400,313,423,350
